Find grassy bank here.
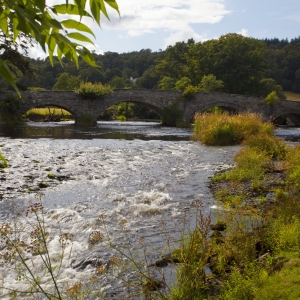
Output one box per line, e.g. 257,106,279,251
284,91,300,101
23,107,73,121
170,112,300,299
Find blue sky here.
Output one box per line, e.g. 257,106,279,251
30,0,300,58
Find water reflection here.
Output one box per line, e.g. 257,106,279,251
0,121,193,141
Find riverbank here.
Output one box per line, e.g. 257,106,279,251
167,112,300,299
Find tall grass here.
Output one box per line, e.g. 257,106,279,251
193,112,274,146
24,108,73,121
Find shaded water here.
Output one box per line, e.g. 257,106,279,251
0,121,298,298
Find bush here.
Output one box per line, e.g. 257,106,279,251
266,91,279,105
193,112,274,146
75,82,113,99
0,93,24,125
160,102,183,126
0,153,8,168
182,85,198,100
242,133,287,160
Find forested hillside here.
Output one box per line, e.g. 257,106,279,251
1,34,300,97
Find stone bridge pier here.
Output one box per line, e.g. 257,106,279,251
1,89,300,126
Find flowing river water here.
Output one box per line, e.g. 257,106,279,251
0,121,299,298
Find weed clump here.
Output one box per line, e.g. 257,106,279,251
75,82,113,99
0,153,8,168
193,112,273,146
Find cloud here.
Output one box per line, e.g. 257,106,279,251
85,44,104,55
238,28,248,36
27,46,47,60
163,28,208,48
102,0,230,35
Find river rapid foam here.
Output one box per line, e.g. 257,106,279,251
0,130,239,298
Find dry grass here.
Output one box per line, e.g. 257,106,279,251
284,91,300,101
24,107,73,121
193,112,274,146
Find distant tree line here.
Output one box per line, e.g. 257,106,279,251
1,34,300,98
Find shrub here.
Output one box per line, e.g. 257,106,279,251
0,153,8,168
265,91,279,105
284,145,300,185
175,77,192,91
160,102,183,127
0,93,24,125
242,133,287,160
182,85,198,100
75,82,113,99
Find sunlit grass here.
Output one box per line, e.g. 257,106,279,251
193,112,274,146
23,107,73,120
284,91,300,101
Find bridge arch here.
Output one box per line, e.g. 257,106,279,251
22,103,76,116
96,99,163,120
22,104,75,122
184,101,246,122
272,112,300,126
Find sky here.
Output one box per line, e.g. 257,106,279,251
29,0,300,58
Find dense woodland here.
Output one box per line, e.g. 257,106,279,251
1,34,300,98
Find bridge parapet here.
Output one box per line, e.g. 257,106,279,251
0,89,300,126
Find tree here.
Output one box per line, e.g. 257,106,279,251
0,0,119,92
158,76,176,90
110,76,126,88
198,74,224,92
137,66,160,89
187,34,267,95
154,39,194,79
52,72,80,90
259,78,286,100
175,77,192,91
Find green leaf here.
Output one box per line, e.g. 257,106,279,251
0,59,20,96
0,12,9,36
67,32,94,44
47,19,63,29
53,33,79,67
76,46,98,67
52,4,91,17
90,0,101,24
99,0,109,20
104,0,119,13
61,20,95,38
34,0,45,11
12,16,19,41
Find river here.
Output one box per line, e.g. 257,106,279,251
0,121,298,298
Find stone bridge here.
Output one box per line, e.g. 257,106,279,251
1,89,300,125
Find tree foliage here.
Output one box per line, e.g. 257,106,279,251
175,77,191,91
187,34,267,95
53,72,81,90
0,0,119,92
198,74,224,92
158,76,175,90
265,91,279,105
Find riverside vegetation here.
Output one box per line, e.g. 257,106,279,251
1,112,300,299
